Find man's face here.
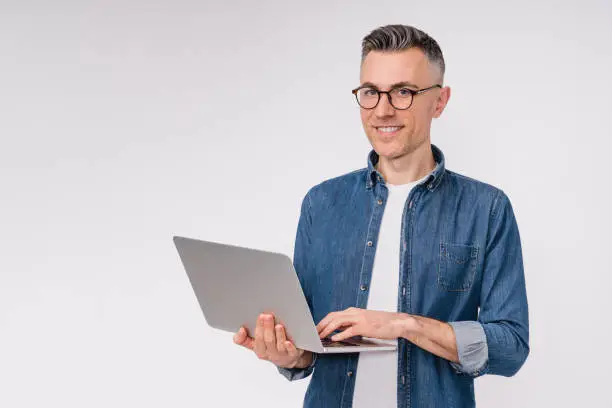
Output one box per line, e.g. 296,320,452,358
358,48,449,160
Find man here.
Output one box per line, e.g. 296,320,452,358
233,24,529,408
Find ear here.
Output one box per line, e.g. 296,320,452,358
432,86,451,118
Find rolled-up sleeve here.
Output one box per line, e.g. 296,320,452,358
448,321,488,376
277,352,318,381
449,190,530,378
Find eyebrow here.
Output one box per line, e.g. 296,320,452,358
360,81,420,89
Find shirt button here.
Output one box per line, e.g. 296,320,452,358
377,199,383,205
367,241,373,247
360,284,368,291
347,371,353,377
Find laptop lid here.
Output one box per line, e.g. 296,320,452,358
173,235,325,352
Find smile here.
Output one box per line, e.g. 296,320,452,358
375,126,404,135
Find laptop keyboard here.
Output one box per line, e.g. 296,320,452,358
321,336,380,347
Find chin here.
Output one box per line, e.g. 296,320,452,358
371,139,406,159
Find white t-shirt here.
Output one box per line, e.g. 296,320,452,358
352,174,429,408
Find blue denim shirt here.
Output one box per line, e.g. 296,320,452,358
278,144,529,408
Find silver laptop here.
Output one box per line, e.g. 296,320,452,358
173,236,397,353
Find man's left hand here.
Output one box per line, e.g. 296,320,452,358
316,307,414,341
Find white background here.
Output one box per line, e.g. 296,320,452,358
1,0,611,406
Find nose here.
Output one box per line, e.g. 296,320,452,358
374,93,395,118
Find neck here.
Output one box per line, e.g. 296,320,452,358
375,142,436,185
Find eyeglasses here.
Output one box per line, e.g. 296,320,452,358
351,84,442,110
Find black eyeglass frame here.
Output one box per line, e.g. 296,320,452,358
351,84,442,110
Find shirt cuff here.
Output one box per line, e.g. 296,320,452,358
448,321,488,377
277,352,317,381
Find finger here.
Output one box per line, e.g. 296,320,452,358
285,341,300,359
241,327,256,349
254,314,266,358
331,326,357,342
317,309,357,333
319,317,356,340
318,317,344,339
320,322,353,340
316,312,337,333
276,324,288,353
233,327,244,344
233,327,255,350
263,314,276,352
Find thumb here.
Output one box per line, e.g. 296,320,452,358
234,327,255,350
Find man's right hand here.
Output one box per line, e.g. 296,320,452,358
233,313,313,369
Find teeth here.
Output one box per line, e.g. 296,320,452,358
378,126,401,132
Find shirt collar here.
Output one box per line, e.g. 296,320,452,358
365,143,446,192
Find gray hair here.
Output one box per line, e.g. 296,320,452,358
361,24,445,83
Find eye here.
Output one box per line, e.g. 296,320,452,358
362,88,378,96
397,88,413,96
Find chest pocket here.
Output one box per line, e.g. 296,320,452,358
438,242,479,291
